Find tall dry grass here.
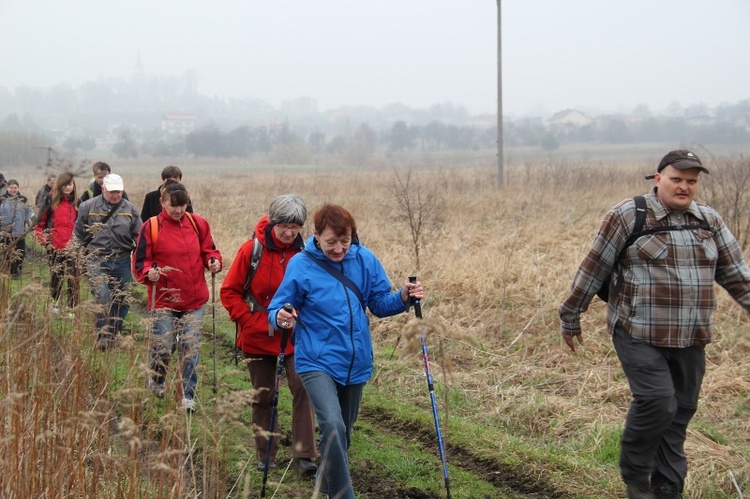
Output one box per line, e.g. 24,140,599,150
3,153,749,497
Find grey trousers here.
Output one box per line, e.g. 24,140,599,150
612,322,705,491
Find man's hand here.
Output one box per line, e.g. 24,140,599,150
563,332,584,352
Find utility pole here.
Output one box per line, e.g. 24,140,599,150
496,0,505,186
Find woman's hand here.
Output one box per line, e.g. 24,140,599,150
208,257,221,274
401,279,424,303
147,266,161,282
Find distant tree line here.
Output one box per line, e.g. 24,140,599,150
1,97,749,166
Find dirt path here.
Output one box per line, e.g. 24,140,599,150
355,406,566,499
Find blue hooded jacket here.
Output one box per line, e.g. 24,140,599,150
267,235,407,385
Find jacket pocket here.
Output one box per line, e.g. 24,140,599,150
692,229,718,261
635,234,668,261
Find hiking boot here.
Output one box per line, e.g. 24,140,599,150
96,335,116,351
293,457,318,479
257,460,277,472
652,479,682,499
626,483,656,499
180,397,196,413
148,378,166,398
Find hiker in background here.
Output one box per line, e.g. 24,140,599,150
267,203,424,499
0,179,34,279
79,161,129,205
140,165,194,222
75,173,141,350
133,181,222,412
559,150,750,499
0,173,8,198
35,172,80,315
35,173,56,209
220,194,318,477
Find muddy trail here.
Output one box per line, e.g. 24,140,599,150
353,406,566,499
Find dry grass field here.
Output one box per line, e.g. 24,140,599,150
1,151,748,497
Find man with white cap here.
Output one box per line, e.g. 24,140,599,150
75,173,142,349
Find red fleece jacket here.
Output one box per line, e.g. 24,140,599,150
220,215,303,356
132,212,222,312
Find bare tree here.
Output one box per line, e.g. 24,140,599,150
386,167,444,270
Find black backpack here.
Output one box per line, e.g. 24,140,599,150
234,236,263,364
596,196,711,302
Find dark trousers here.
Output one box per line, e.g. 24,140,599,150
245,353,317,463
49,249,79,307
612,322,705,492
2,234,25,277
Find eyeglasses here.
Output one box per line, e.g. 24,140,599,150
276,224,302,234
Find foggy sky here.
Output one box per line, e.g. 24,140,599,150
1,0,749,117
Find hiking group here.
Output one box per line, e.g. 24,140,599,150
4,148,749,499
6,161,424,498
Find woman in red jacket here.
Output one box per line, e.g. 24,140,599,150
35,171,79,315
132,182,222,412
220,194,318,477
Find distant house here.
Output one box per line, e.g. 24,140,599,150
548,109,594,128
161,114,197,136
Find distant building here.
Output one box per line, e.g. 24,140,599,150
161,113,197,136
281,97,318,116
548,109,594,128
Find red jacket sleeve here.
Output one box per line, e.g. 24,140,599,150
220,239,253,327
132,218,155,285
195,215,222,269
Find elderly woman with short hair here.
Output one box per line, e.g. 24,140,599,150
220,194,319,476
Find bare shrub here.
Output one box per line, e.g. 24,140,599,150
385,166,445,270
699,154,750,250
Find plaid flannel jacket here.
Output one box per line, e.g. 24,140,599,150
560,188,750,348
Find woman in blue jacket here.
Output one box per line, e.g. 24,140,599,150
268,204,423,499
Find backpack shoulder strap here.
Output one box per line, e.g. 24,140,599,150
303,250,365,309
243,235,263,297
151,213,200,245
149,216,159,244
184,212,200,237
624,195,648,247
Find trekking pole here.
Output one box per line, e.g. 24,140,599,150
410,275,452,499
148,263,158,388
260,303,294,498
210,260,217,394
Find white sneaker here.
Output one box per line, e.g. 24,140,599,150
180,397,195,412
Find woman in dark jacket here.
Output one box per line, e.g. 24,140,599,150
35,171,79,314
132,182,222,412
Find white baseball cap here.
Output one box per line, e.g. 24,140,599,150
102,173,124,191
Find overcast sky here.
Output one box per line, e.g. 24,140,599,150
2,0,748,117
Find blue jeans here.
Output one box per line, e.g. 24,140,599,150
299,370,364,499
150,307,205,399
88,256,132,337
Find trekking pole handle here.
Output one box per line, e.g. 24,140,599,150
409,275,422,319
271,303,296,337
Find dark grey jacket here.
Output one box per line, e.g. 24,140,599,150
74,195,142,260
